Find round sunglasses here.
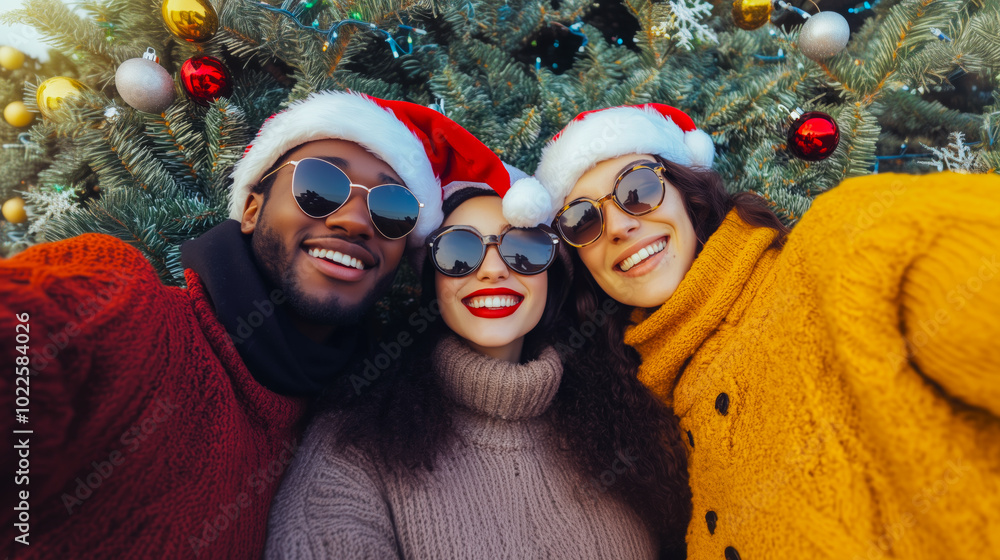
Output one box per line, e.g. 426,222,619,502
260,157,423,240
426,224,560,277
554,163,667,247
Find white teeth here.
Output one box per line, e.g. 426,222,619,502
467,295,520,309
307,247,365,270
619,239,667,272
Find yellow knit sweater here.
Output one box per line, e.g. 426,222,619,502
624,172,1000,560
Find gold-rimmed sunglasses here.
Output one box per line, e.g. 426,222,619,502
553,163,667,247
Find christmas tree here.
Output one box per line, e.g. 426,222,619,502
2,0,998,282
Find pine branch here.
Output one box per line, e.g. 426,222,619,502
835,103,880,178
45,187,225,285
143,101,209,192
204,100,252,210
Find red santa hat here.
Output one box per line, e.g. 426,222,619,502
502,103,716,227
229,90,512,245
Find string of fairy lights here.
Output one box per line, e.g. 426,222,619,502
253,0,425,56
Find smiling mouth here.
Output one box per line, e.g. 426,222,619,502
463,295,523,309
306,247,366,270
617,237,668,272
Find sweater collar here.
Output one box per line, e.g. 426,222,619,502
624,210,779,403
432,335,563,420
184,269,308,428
180,220,363,398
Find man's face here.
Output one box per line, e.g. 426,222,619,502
240,139,408,327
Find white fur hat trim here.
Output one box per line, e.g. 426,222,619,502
503,105,715,226
228,91,440,246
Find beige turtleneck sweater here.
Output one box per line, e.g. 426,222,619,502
264,336,658,559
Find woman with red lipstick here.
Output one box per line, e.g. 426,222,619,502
265,182,692,559
501,104,1000,560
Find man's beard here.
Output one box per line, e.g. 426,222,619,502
251,212,397,327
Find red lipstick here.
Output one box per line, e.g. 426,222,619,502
462,287,524,319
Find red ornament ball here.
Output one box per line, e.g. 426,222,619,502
787,111,840,161
180,56,232,105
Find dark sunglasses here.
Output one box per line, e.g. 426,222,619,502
260,157,423,240
426,224,560,277
554,163,667,247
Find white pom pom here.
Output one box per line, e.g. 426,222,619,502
502,177,554,227
684,129,716,168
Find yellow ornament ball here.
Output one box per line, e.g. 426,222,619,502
4,101,34,128
161,0,219,43
36,76,86,119
2,197,27,224
0,46,26,70
732,0,773,30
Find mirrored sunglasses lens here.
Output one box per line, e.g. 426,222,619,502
500,229,555,274
615,167,664,215
432,229,483,276
368,185,421,239
557,201,602,246
293,159,351,217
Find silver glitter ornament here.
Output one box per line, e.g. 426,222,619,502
115,48,175,114
798,12,850,62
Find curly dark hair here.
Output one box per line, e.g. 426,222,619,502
561,158,793,555
319,188,693,557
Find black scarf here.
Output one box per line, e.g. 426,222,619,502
181,220,363,397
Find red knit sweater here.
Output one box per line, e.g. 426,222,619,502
1,234,309,559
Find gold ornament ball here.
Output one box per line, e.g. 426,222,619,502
2,197,27,224
162,0,219,43
4,101,34,128
0,46,26,70
732,0,773,30
36,76,86,119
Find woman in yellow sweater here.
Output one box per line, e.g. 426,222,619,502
501,103,1000,560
